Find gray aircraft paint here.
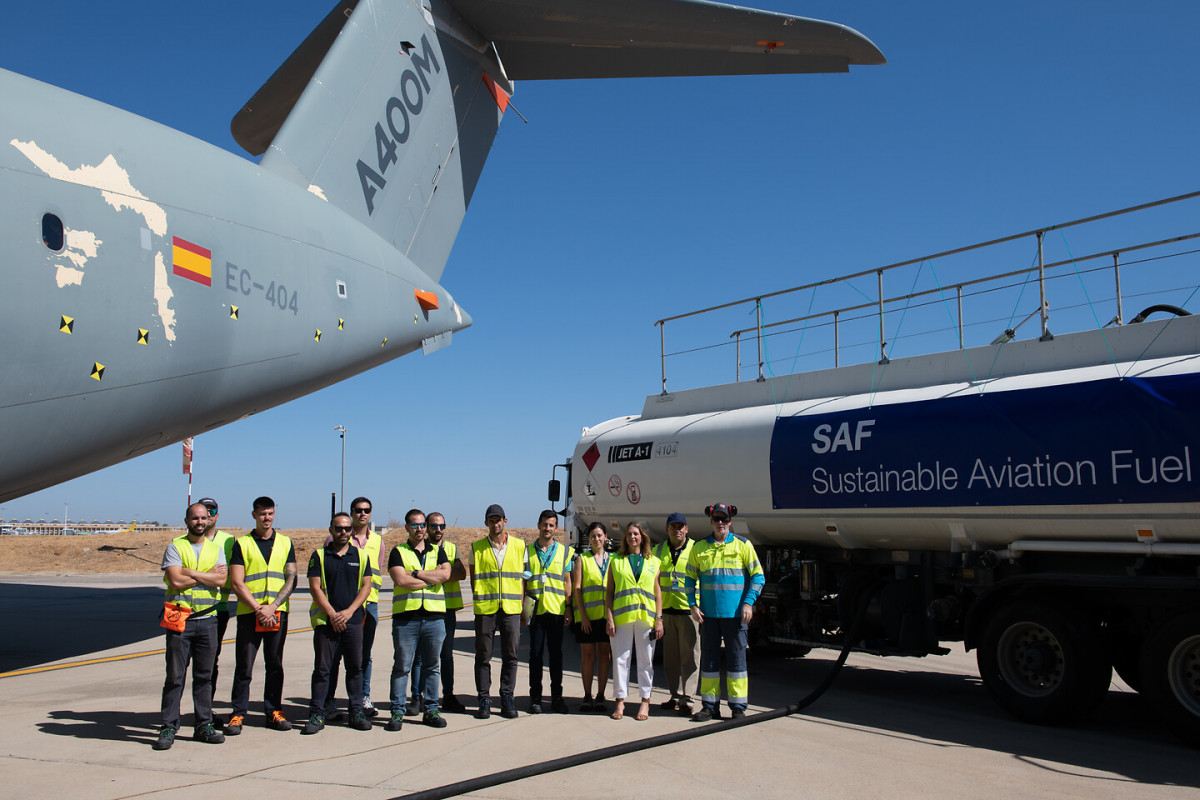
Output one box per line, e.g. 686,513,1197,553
0,0,883,502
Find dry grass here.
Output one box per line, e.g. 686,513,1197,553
0,527,539,575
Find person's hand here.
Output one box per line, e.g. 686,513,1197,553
654,621,664,640
331,610,349,632
605,618,615,637
257,603,278,627
581,616,593,634
690,606,704,624
741,603,753,625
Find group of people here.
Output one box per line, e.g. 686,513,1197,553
154,496,764,750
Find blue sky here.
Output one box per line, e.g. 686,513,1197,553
2,1,1197,529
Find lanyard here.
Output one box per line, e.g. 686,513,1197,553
595,552,609,580
536,541,558,573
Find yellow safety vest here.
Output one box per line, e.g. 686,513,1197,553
362,530,383,604
526,542,574,616
471,536,526,615
309,545,369,626
210,530,235,608
391,543,446,614
654,539,694,612
441,541,463,611
574,551,609,623
164,535,221,615
610,554,660,627
236,532,293,615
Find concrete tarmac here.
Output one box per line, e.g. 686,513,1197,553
1,574,1196,800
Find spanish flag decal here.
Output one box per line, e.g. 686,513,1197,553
172,237,212,286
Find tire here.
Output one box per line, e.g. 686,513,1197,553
977,601,1112,725
1138,611,1200,747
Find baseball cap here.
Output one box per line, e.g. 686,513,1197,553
706,503,736,519
666,512,687,526
485,503,506,519
198,497,218,512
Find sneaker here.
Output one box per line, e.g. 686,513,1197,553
730,707,746,719
475,697,491,719
363,697,378,718
423,710,448,728
405,696,424,717
301,714,325,735
500,698,518,719
266,710,292,731
659,697,678,711
551,698,570,714
152,725,177,751
224,714,244,736
193,722,225,744
384,712,404,732
691,706,716,722
441,695,467,714
528,700,543,714
349,710,372,731
323,704,344,723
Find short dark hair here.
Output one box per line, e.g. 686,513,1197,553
538,509,557,524
330,512,351,526
350,496,372,510
405,508,425,525
427,511,445,522
252,496,275,511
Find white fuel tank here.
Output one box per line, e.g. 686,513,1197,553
570,317,1200,551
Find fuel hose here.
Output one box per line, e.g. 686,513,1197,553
392,593,874,800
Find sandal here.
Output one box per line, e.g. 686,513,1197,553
636,701,650,721
610,701,625,720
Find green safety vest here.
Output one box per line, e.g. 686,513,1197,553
526,541,574,616
441,540,463,610
391,543,446,614
654,539,694,611
610,554,660,626
471,536,526,615
574,551,609,623
309,545,368,626
163,535,221,616
363,530,383,604
210,530,235,608
236,532,293,615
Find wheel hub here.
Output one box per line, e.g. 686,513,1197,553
998,621,1065,697
1166,634,1200,716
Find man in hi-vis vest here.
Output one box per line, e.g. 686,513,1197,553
155,503,227,750
227,496,297,734
470,503,526,719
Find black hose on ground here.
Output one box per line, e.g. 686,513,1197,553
392,594,874,800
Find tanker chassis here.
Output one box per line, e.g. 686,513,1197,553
563,314,1200,744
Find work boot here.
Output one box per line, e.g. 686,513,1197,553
384,712,403,732
475,696,491,719
528,697,543,714
349,710,372,731
691,706,718,722
152,725,177,751
301,714,325,735
550,698,570,714
223,714,244,736
423,710,448,728
193,722,224,744
500,696,518,719
730,707,747,719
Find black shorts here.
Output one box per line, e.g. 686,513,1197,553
571,619,610,645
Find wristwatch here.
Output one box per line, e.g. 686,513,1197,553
411,569,419,579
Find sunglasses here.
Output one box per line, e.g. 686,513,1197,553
711,516,731,524
429,523,446,531
352,507,372,514
332,525,353,532
408,522,427,529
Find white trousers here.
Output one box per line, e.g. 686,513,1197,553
611,618,656,700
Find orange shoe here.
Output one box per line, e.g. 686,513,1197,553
224,714,244,736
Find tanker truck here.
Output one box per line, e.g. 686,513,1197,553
556,195,1200,743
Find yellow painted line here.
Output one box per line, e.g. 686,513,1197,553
0,604,471,679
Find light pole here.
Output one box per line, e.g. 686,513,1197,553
334,425,347,510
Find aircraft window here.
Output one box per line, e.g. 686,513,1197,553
42,213,64,251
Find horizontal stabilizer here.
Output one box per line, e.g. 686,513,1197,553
449,0,886,80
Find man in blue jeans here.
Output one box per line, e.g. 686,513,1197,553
385,508,451,731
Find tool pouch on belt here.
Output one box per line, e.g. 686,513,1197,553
160,602,191,632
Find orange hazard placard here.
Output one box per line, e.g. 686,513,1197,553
160,602,191,632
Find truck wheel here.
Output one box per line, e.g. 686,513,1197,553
977,602,1111,725
1138,612,1200,746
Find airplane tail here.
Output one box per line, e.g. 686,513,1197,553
231,0,884,282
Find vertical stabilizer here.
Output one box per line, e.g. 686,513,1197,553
243,0,505,282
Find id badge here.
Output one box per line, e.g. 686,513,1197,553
160,602,191,633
